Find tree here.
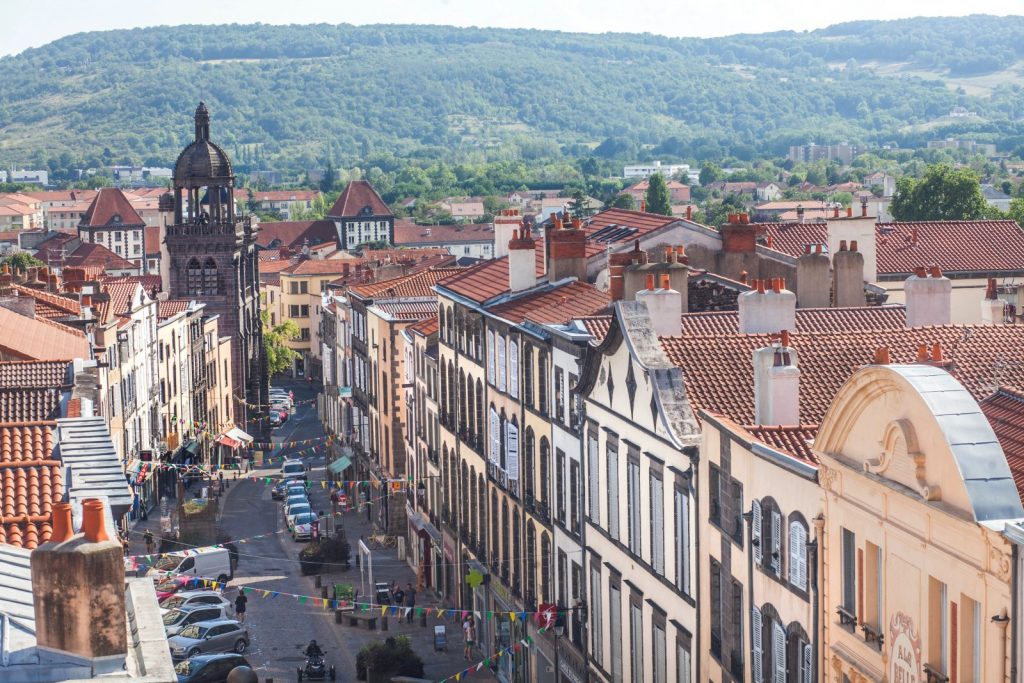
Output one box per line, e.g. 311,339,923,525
1007,197,1024,228
644,173,673,216
890,164,988,221
320,161,337,193
608,193,636,210
699,163,722,187
261,311,300,377
356,636,424,682
0,252,44,271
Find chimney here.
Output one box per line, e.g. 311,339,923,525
493,208,522,258
752,330,800,425
721,215,758,253
738,278,796,334
796,205,805,224
981,277,1006,325
832,239,866,307
508,228,537,293
905,265,951,327
636,274,682,336
847,206,853,218
608,242,645,302
833,206,840,219
547,216,587,283
874,346,891,365
796,244,830,308
861,195,869,217
31,498,127,673
640,200,647,213
686,205,693,220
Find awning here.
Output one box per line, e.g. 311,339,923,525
226,427,253,444
216,434,243,449
182,439,199,455
126,460,154,485
327,455,353,474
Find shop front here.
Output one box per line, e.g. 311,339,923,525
407,505,443,591
488,577,527,682
126,456,158,521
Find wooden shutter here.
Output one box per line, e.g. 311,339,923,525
497,336,506,391
487,330,495,383
751,606,763,683
770,510,782,576
789,521,807,590
772,622,786,682
509,340,519,398
506,422,519,480
489,408,500,464
752,499,763,565
802,643,812,683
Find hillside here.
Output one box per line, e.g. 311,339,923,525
1,16,1023,172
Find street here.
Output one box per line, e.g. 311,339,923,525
134,378,490,683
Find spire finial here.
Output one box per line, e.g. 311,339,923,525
194,102,210,141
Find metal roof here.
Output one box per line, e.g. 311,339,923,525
55,417,133,520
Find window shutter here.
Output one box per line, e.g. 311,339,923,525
789,521,807,591
802,643,812,683
751,606,763,683
497,336,507,391
770,510,782,577
489,408,500,464
509,341,519,398
772,622,786,682
487,331,495,383
506,422,519,480
752,499,763,565
588,436,600,525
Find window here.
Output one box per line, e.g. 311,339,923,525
289,305,301,317
299,281,308,294
609,583,623,681
569,459,580,534
674,485,690,595
651,472,664,575
627,459,641,555
588,430,600,525
959,595,981,682
607,439,619,539
508,340,519,398
789,520,808,591
556,449,566,524
487,330,495,383
489,407,500,466
865,541,882,629
771,622,786,682
710,560,723,660
590,566,603,664
629,601,643,683
840,528,857,621
497,335,506,391
752,499,763,565
300,328,310,341
770,509,782,577
927,578,948,675
676,639,691,682
290,281,299,294
523,344,534,407
202,258,217,294
186,258,203,295
653,622,667,683
554,367,565,422
538,351,549,414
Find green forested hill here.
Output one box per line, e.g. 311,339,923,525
1,16,1023,173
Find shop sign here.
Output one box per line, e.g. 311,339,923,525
889,612,921,683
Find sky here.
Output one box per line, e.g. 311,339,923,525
2,0,1022,57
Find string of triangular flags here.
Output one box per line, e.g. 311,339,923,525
233,393,318,409
437,626,549,683
126,530,280,563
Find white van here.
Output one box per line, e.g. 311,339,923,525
151,547,232,585
280,459,307,481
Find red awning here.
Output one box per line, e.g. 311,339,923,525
216,434,243,449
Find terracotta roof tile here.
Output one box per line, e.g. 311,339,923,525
409,315,439,337
100,274,161,293
981,387,1024,498
489,281,610,326
0,361,68,388
580,315,611,340
744,424,819,464
64,242,138,272
144,225,161,254
327,180,392,218
80,188,145,228
438,256,545,304
9,285,81,320
255,220,336,250
394,221,493,245
246,190,320,202
0,307,89,360
373,301,438,321
579,208,681,259
157,299,192,321
678,306,906,336
283,259,362,276
0,389,62,422
350,267,465,300
0,422,61,549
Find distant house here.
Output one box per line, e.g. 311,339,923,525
982,185,1013,212
245,189,321,220
327,180,395,249
862,171,896,197
624,178,691,204
393,219,495,259
755,182,782,202
623,160,690,178
77,188,146,265
441,200,486,221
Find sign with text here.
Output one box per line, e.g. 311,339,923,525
889,612,921,683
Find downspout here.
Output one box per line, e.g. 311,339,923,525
744,506,756,682
686,445,701,683
1012,542,1019,683
813,515,825,683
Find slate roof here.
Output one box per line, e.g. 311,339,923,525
349,267,465,300
79,188,145,228
488,281,610,326
0,307,89,360
327,180,392,218
981,387,1024,497
0,422,61,549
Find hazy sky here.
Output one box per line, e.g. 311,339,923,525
2,0,1021,57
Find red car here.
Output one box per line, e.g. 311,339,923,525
154,576,194,602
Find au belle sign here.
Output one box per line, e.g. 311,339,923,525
889,612,922,683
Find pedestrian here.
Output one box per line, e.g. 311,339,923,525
404,582,416,624
330,489,338,517
234,591,248,624
144,529,154,556
463,615,475,661
393,585,405,610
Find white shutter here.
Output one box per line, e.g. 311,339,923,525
772,622,786,682
506,422,519,480
588,436,600,525
489,408,500,464
801,643,812,683
487,330,495,383
752,499,763,565
751,607,763,683
509,340,519,398
497,336,507,391
770,510,782,577
789,521,807,591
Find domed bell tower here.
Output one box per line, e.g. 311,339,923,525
165,102,268,433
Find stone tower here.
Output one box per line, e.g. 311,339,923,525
165,102,267,430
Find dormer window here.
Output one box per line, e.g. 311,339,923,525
360,205,373,216
111,214,122,224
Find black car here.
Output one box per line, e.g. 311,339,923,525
175,653,250,683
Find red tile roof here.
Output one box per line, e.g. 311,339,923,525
0,360,68,388
327,180,392,218
246,190,320,202
660,325,1024,427
64,242,138,271
489,281,610,326
981,387,1024,497
0,306,89,360
394,220,493,245
580,315,611,340
102,280,140,320
373,301,439,321
283,259,364,276
157,299,192,321
0,389,62,422
80,188,145,228
744,424,819,464
678,306,906,336
255,220,336,250
349,267,465,300
9,285,81,320
0,422,61,549
409,315,439,337
579,208,681,259
101,274,162,293
437,256,544,304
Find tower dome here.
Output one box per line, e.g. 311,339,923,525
173,102,233,187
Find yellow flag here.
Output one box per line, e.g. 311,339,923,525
381,606,387,617
509,611,517,622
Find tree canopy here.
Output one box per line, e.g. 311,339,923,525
644,173,673,216
261,311,300,377
889,164,988,221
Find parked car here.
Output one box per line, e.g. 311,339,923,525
159,590,231,614
151,548,233,585
168,619,249,661
174,653,250,683
164,604,231,637
280,459,307,482
286,484,308,499
270,412,283,427
271,477,304,500
292,513,318,541
156,576,198,602
285,502,312,530
285,494,308,511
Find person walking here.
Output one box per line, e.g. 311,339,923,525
234,591,248,624
404,582,416,624
463,615,476,661
143,529,155,555
392,585,405,611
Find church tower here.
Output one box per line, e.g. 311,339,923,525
165,102,267,430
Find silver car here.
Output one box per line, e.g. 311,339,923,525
159,590,231,614
163,604,231,637
168,619,249,660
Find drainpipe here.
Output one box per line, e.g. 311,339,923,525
1012,542,1019,683
743,506,756,682
812,515,825,682
684,445,701,683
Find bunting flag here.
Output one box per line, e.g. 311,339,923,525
436,628,548,683
232,393,319,409
126,529,280,562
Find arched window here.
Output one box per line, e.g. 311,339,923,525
786,622,813,683
466,377,476,445
523,428,536,501
512,509,521,594
461,463,469,536
478,474,487,561
539,437,551,505
757,497,784,578
541,532,552,603
186,258,202,295
469,468,477,544
459,370,468,436
475,379,484,449
203,257,218,294
501,499,510,580
491,491,499,572
526,522,537,604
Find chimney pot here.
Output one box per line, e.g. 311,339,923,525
839,240,848,251
741,213,749,225
766,235,775,249
772,278,782,294
917,343,929,362
930,265,942,278
686,205,693,220
50,502,74,543
81,499,110,542
646,274,656,291
931,343,943,362
986,278,998,300
739,270,748,285
804,244,811,255
780,329,791,347
756,279,765,294
833,206,840,218
847,207,853,217
850,240,858,252
874,346,891,365
914,266,927,278
660,273,671,290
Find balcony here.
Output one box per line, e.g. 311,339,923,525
860,621,884,651
534,500,550,523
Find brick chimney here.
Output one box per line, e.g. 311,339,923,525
608,241,648,302
493,208,522,258
981,277,1006,325
738,278,796,334
753,330,800,425
636,274,682,337
832,240,866,307
31,498,127,673
508,228,537,293
547,216,587,283
905,265,951,327
721,214,757,253
796,244,830,308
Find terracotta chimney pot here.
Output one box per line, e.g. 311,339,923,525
739,271,748,285
686,205,693,220
850,240,858,252
930,265,943,278
931,343,943,362
772,278,782,294
81,499,110,542
660,274,671,290
780,329,791,347
874,346,891,365
913,266,927,278
756,279,765,294
50,502,74,543
839,240,848,251
916,344,929,362
847,207,853,217
646,274,656,291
